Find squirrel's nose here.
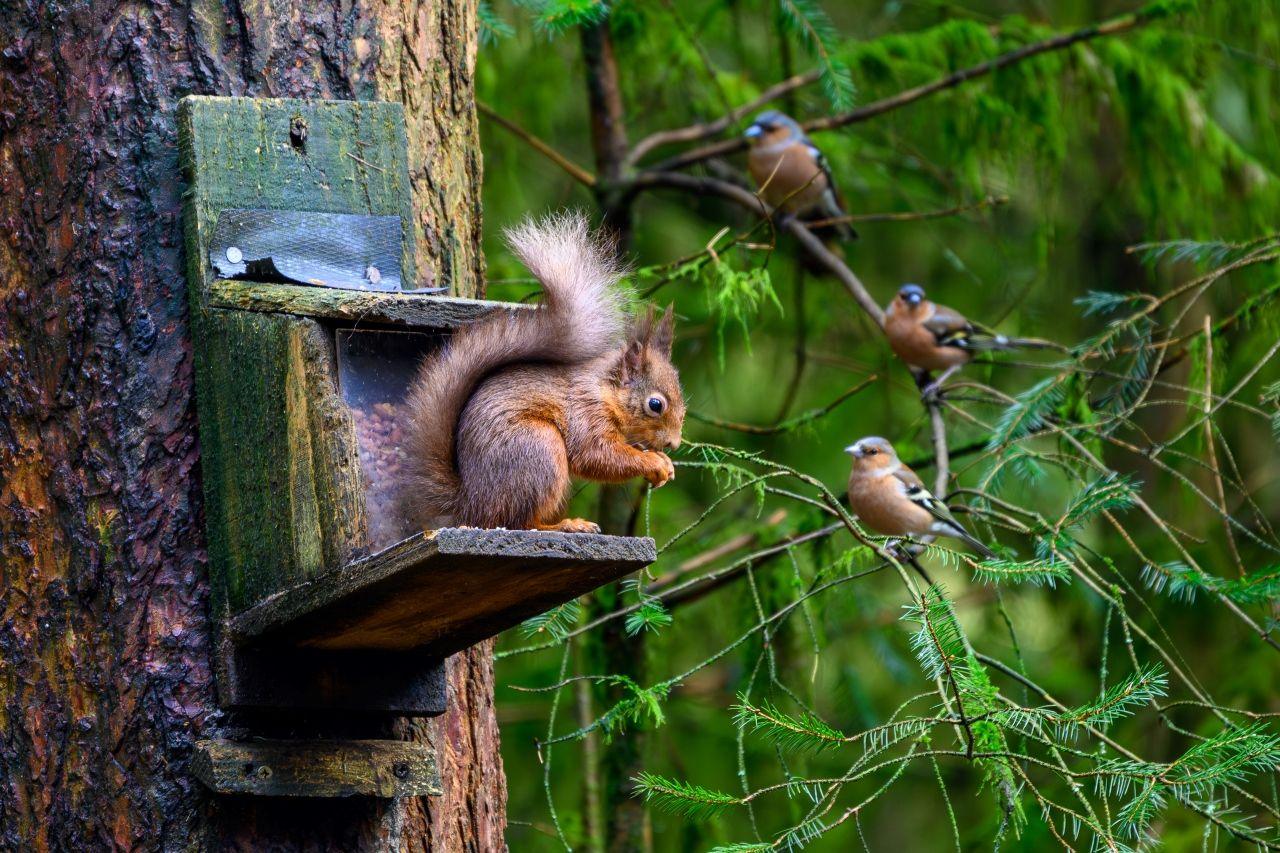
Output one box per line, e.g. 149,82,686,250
665,435,681,451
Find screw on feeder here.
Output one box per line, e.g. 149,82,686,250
392,762,410,779
289,116,308,151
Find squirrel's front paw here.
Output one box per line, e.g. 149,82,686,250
642,452,675,488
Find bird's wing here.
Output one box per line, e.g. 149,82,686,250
801,141,858,239
894,470,953,523
921,305,975,348
923,306,1018,352
894,469,996,558
891,465,926,492
804,144,843,209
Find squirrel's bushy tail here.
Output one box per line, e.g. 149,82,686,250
399,212,629,527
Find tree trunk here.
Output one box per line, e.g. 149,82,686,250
578,19,650,852
0,0,504,849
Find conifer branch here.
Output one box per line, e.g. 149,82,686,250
645,5,1173,172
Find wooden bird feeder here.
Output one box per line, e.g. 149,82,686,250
178,96,654,796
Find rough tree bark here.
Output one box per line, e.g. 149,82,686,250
0,0,504,849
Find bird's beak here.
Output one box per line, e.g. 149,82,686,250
743,125,763,140
843,444,859,457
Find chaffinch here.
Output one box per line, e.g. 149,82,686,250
885,283,1053,395
744,111,856,240
845,436,995,558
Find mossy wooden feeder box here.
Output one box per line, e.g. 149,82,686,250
179,96,654,794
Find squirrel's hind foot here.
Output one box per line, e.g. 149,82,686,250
536,518,602,535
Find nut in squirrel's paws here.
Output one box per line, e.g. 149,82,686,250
643,452,675,488
540,518,602,534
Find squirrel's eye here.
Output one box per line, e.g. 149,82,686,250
645,394,667,417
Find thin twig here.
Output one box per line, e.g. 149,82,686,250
689,375,878,435
808,195,1009,227
626,70,821,168
1200,314,1245,577
478,101,597,187
628,170,885,324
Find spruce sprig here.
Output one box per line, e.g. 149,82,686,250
633,772,740,820
732,695,848,754
1051,664,1167,740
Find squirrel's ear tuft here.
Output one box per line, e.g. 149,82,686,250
612,338,645,383
629,304,674,354
630,305,656,343
651,304,675,355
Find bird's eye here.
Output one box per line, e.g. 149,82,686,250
645,394,667,417
866,448,878,455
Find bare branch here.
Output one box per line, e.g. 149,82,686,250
810,194,1009,226
649,8,1161,173
630,169,886,324
477,101,597,187
689,375,878,435
625,71,820,168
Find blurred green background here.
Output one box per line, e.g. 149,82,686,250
474,1,1280,849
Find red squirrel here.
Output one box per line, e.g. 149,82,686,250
399,214,685,534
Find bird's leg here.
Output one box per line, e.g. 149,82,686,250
905,552,935,586
920,366,961,402
888,541,933,584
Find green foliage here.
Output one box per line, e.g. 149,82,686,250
776,0,854,109
1051,663,1167,740
902,584,968,685
521,599,581,640
633,772,740,820
988,376,1066,449
1061,474,1139,529
518,0,608,32
705,257,782,370
1130,237,1272,268
732,695,847,753
1074,290,1149,318
625,598,673,635
478,0,515,45
1265,381,1280,440
1143,561,1280,605
593,676,669,738
971,557,1072,588
1103,724,1280,840
481,0,1280,848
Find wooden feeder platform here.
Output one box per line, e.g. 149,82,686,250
227,527,650,653
215,528,653,717
231,528,655,656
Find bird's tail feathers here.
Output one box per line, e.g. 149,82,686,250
954,525,997,559
965,332,1062,353
1003,336,1064,351
932,518,997,559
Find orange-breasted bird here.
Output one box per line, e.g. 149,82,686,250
885,283,1054,396
744,111,856,241
845,436,996,558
